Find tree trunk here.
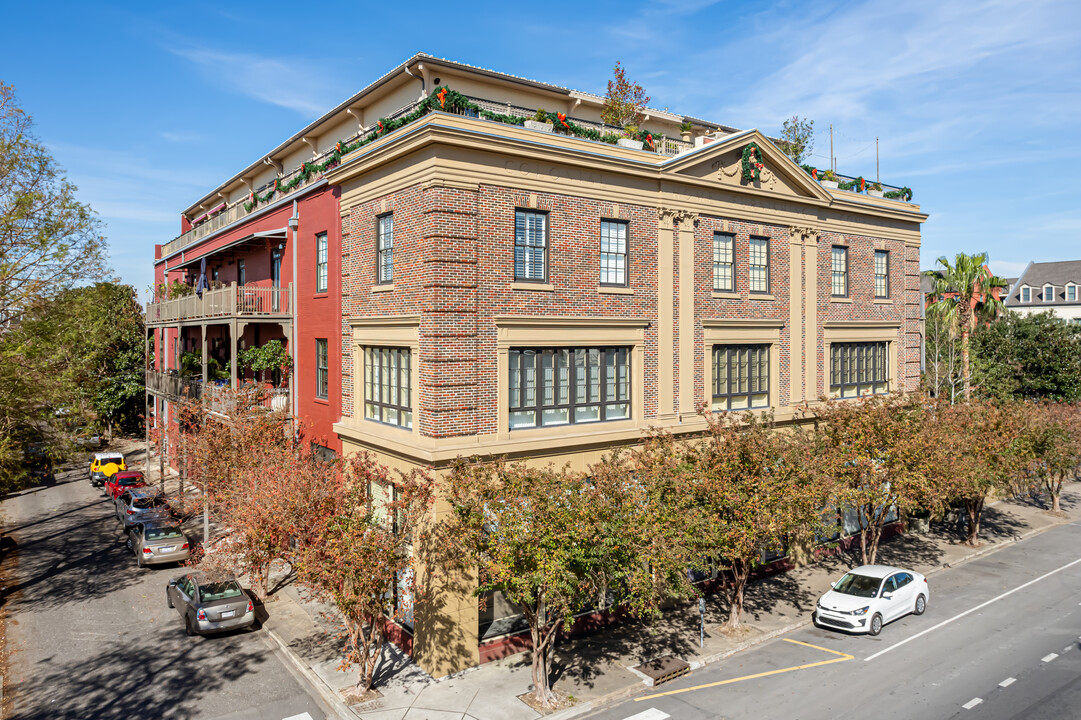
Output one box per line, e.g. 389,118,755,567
961,327,971,402
965,497,983,546
725,558,750,628
525,599,558,707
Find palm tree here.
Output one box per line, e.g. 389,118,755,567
924,253,1008,401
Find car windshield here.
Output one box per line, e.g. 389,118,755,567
145,527,182,541
200,581,243,602
119,477,143,486
134,496,168,509
833,573,882,598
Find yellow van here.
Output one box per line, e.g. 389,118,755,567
89,451,126,487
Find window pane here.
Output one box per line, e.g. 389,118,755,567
749,237,768,293
508,346,631,429
515,211,547,281
363,346,411,429
713,234,734,292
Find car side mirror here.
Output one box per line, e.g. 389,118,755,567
168,579,178,587
882,592,893,600
829,581,836,588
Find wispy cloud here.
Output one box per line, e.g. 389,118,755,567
160,130,204,144
171,47,339,116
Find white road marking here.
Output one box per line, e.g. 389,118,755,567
621,710,671,720
1065,646,1073,653
866,555,1081,661
999,677,1016,687
963,698,983,710
282,714,313,720
1042,653,1059,663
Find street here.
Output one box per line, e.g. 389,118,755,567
2,455,328,720
590,520,1081,720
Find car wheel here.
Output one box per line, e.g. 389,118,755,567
914,594,926,616
167,591,174,609
869,613,883,636
185,615,196,637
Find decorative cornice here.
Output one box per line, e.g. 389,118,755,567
349,314,421,328
657,206,700,228
822,320,901,329
789,226,819,246
494,315,652,328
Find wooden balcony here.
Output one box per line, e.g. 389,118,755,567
146,370,289,414
146,283,292,326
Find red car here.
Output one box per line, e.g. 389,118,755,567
105,470,147,500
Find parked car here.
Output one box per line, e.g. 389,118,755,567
75,428,104,449
813,565,928,636
126,521,190,567
89,452,126,487
115,487,173,530
104,470,147,500
166,572,256,636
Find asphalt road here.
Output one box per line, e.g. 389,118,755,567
2,458,328,720
591,520,1081,720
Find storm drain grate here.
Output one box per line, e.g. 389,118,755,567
633,655,691,687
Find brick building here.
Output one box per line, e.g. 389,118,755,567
150,54,925,677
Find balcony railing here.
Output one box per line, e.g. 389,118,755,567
146,283,292,325
163,96,698,258
146,370,290,414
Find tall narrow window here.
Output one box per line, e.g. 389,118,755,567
599,220,628,286
1068,285,1077,302
514,210,548,281
1021,286,1031,302
315,232,328,293
377,214,394,284
1044,284,1055,302
712,345,770,410
831,246,848,297
364,347,411,429
271,249,282,288
830,342,888,398
749,237,770,293
508,347,630,429
713,233,734,292
874,250,890,298
238,259,246,286
315,339,328,399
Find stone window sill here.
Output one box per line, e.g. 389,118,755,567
598,286,633,295
830,296,853,304
372,284,395,293
749,294,776,301
873,298,894,304
511,282,555,292
711,291,740,300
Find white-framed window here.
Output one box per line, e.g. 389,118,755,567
514,210,548,281
315,232,328,293
599,220,628,286
749,237,770,294
364,347,411,429
508,347,630,428
712,344,769,411
315,339,328,399
1021,286,1031,302
830,342,888,398
1067,284,1077,302
831,246,848,297
376,214,394,284
874,250,890,298
713,232,734,292
1044,284,1055,302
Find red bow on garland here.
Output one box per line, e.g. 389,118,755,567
378,120,385,134
755,162,764,170
646,133,655,150
273,179,279,192
301,163,307,174
811,168,818,180
335,141,343,154
557,112,570,129
436,88,447,109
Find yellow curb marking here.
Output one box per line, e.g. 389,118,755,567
634,638,853,701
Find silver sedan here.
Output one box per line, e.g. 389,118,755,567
126,522,190,567
166,572,256,636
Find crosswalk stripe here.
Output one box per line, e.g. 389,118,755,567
621,709,671,720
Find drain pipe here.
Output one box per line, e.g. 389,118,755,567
288,200,299,439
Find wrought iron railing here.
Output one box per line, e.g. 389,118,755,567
145,370,289,414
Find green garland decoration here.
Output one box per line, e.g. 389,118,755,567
741,142,765,182
800,164,819,180
884,186,913,201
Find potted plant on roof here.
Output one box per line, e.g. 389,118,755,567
868,181,884,198
680,121,693,143
524,108,554,133
819,169,839,189
601,62,650,151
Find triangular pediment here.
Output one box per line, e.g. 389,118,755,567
662,129,831,202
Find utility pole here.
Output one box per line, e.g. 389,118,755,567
876,137,880,183
830,124,835,173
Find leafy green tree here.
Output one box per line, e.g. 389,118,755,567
924,253,1008,401
1014,401,1081,513
780,116,814,164
971,311,1081,402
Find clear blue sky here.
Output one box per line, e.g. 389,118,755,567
3,0,1079,298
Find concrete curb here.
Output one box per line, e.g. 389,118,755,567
263,624,357,720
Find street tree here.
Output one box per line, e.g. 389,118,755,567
295,451,432,699
1016,401,1081,513
924,253,1008,401
691,409,826,628
816,395,940,565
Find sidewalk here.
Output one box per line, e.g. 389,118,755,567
243,481,1081,720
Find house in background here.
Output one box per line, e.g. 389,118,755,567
1004,260,1081,323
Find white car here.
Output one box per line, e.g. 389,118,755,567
813,565,928,636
